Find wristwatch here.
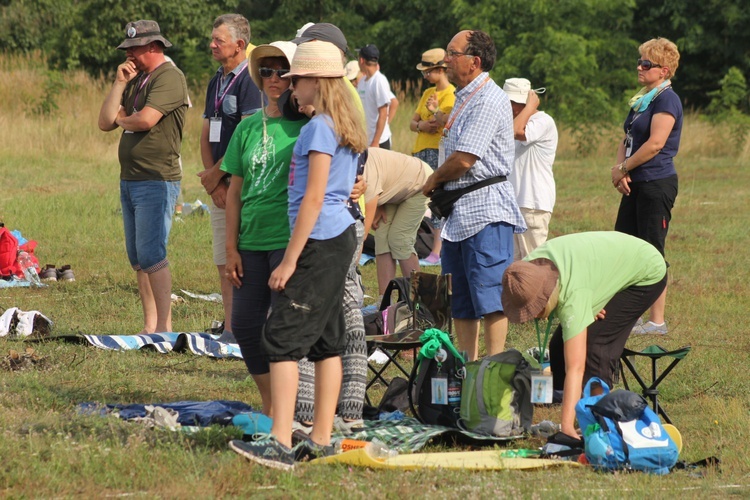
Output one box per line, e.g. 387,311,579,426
619,162,628,175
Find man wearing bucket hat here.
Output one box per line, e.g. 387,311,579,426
421,30,525,361
501,231,667,441
503,78,558,260
199,14,262,344
98,20,189,334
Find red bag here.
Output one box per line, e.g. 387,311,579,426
0,226,19,278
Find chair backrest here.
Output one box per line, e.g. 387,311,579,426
410,271,452,334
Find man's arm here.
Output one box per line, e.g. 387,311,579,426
370,105,388,147
513,91,539,141
98,61,138,132
116,106,164,132
421,151,478,196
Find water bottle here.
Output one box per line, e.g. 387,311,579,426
17,251,42,287
448,377,462,408
365,438,398,459
334,438,369,453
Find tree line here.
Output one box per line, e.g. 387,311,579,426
1,0,748,125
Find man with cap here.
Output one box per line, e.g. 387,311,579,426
199,14,261,343
98,20,189,334
422,30,525,360
501,231,667,441
357,44,393,149
503,78,558,260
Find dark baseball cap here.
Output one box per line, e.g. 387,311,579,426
358,44,379,62
291,22,348,53
117,20,172,50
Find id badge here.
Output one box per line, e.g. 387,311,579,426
438,137,446,166
530,373,553,404
209,117,222,143
624,133,633,158
431,374,448,405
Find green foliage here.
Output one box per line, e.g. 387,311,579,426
33,70,66,115
705,67,750,154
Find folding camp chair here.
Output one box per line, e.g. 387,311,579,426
365,271,452,405
619,344,691,424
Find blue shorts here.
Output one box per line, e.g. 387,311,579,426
120,180,180,273
441,222,514,319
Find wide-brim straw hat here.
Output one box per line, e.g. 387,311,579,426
416,48,447,70
501,258,560,323
250,41,297,89
284,40,345,78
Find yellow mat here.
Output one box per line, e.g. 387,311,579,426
309,448,581,470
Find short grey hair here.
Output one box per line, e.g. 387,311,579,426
213,14,251,45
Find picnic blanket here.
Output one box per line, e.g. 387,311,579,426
54,332,243,359
359,253,440,267
78,400,254,427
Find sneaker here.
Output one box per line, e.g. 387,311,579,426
333,416,365,435
228,436,297,471
291,421,313,445
40,265,57,282
632,321,668,335
294,437,336,462
630,317,644,332
56,265,75,282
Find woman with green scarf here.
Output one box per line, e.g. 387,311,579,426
609,38,682,336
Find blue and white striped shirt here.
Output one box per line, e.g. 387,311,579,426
441,72,526,242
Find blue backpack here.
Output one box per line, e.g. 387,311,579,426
575,378,679,475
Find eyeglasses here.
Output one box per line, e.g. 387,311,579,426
446,49,473,59
259,67,290,79
637,59,662,70
421,69,433,78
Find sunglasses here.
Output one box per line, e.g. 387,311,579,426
259,67,289,79
637,59,662,71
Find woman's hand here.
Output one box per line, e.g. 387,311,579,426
225,250,243,289
426,94,438,114
615,174,632,196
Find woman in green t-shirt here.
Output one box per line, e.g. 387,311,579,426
221,41,306,415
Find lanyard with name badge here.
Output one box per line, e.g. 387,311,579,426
210,61,248,143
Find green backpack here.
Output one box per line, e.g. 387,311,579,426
458,349,533,437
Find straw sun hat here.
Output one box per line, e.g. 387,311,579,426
284,40,345,79
501,258,560,324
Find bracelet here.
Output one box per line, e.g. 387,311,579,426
618,160,628,175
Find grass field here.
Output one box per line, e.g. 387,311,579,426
1,55,749,497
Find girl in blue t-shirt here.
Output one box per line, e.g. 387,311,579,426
229,40,367,470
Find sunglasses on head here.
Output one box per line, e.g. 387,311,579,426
637,59,662,70
259,67,289,79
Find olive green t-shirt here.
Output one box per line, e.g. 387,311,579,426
221,113,306,251
526,231,667,341
118,62,189,181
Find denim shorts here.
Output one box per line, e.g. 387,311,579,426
441,222,514,319
120,180,180,273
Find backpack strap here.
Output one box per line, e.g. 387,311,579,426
409,355,434,423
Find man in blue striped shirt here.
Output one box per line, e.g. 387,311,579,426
423,30,526,361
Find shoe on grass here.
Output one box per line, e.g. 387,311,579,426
333,415,365,435
294,437,336,462
40,265,57,282
632,321,668,335
423,252,441,265
228,436,296,471
57,265,75,282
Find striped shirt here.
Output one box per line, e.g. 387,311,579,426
441,72,526,242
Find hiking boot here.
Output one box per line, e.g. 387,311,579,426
40,265,57,282
333,416,365,435
632,321,668,335
57,265,75,282
228,436,297,471
294,437,336,462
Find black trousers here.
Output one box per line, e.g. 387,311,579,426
549,273,668,390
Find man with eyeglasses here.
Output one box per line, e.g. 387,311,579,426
199,14,262,343
422,30,526,361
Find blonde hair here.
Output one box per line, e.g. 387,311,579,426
639,38,680,79
315,78,368,153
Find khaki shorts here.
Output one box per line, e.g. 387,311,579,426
210,204,227,266
374,193,428,261
514,208,551,261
